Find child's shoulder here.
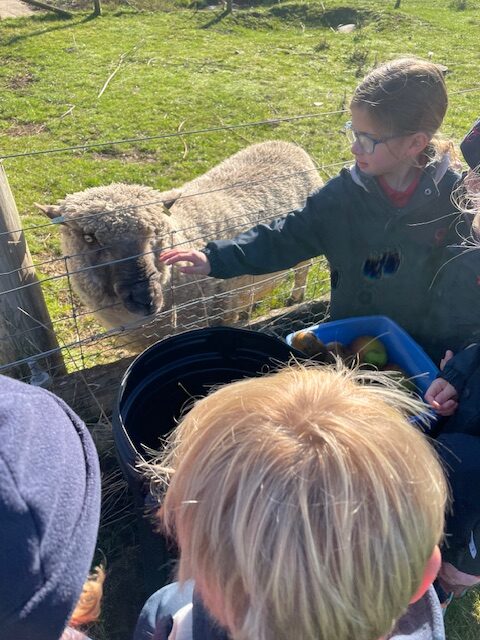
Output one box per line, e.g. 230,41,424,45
389,586,445,640
321,165,367,197
426,155,461,188
300,168,354,211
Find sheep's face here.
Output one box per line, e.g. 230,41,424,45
63,215,170,324
37,189,174,329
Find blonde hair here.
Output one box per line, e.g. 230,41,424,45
69,566,105,628
148,364,447,640
351,56,453,162
451,170,480,238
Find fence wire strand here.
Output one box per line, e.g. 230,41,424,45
0,159,351,240
0,108,348,162
1,83,478,165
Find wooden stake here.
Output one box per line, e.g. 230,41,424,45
0,164,66,381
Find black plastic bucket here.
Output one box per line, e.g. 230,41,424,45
112,326,300,592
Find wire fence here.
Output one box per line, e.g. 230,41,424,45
0,132,336,406
2,83,479,167
1,88,479,417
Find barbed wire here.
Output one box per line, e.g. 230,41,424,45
0,264,329,378
0,290,326,398
0,261,330,374
0,159,350,241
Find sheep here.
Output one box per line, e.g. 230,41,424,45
37,141,323,349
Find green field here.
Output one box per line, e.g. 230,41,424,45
1,0,480,638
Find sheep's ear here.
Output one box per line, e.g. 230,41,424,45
34,202,64,222
161,188,182,213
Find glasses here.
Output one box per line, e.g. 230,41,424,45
343,121,401,155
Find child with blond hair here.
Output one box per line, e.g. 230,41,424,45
62,567,106,640
134,364,448,640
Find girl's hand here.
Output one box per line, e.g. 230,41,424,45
424,378,458,416
160,248,211,275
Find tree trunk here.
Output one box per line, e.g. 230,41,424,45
92,0,102,16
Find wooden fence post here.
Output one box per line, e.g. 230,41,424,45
0,164,67,381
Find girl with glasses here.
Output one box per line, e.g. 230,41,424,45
161,57,469,362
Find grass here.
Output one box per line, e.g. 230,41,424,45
2,0,480,638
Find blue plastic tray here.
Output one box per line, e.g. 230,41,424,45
286,315,439,397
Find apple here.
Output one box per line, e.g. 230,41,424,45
290,330,331,361
350,335,388,368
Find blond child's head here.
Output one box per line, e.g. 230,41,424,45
149,364,447,640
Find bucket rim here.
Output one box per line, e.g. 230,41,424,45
113,326,302,462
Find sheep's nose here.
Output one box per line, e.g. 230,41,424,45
143,299,157,315
114,281,157,316
127,290,156,315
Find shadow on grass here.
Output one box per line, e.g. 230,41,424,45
268,5,374,28
200,7,231,28
197,4,377,31
2,11,99,47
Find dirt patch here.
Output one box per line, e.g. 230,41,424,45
0,1,36,19
7,121,47,136
8,72,35,89
92,149,158,163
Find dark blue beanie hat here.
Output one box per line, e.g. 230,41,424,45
460,118,480,171
0,375,101,640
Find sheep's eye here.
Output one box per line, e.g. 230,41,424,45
83,234,96,244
